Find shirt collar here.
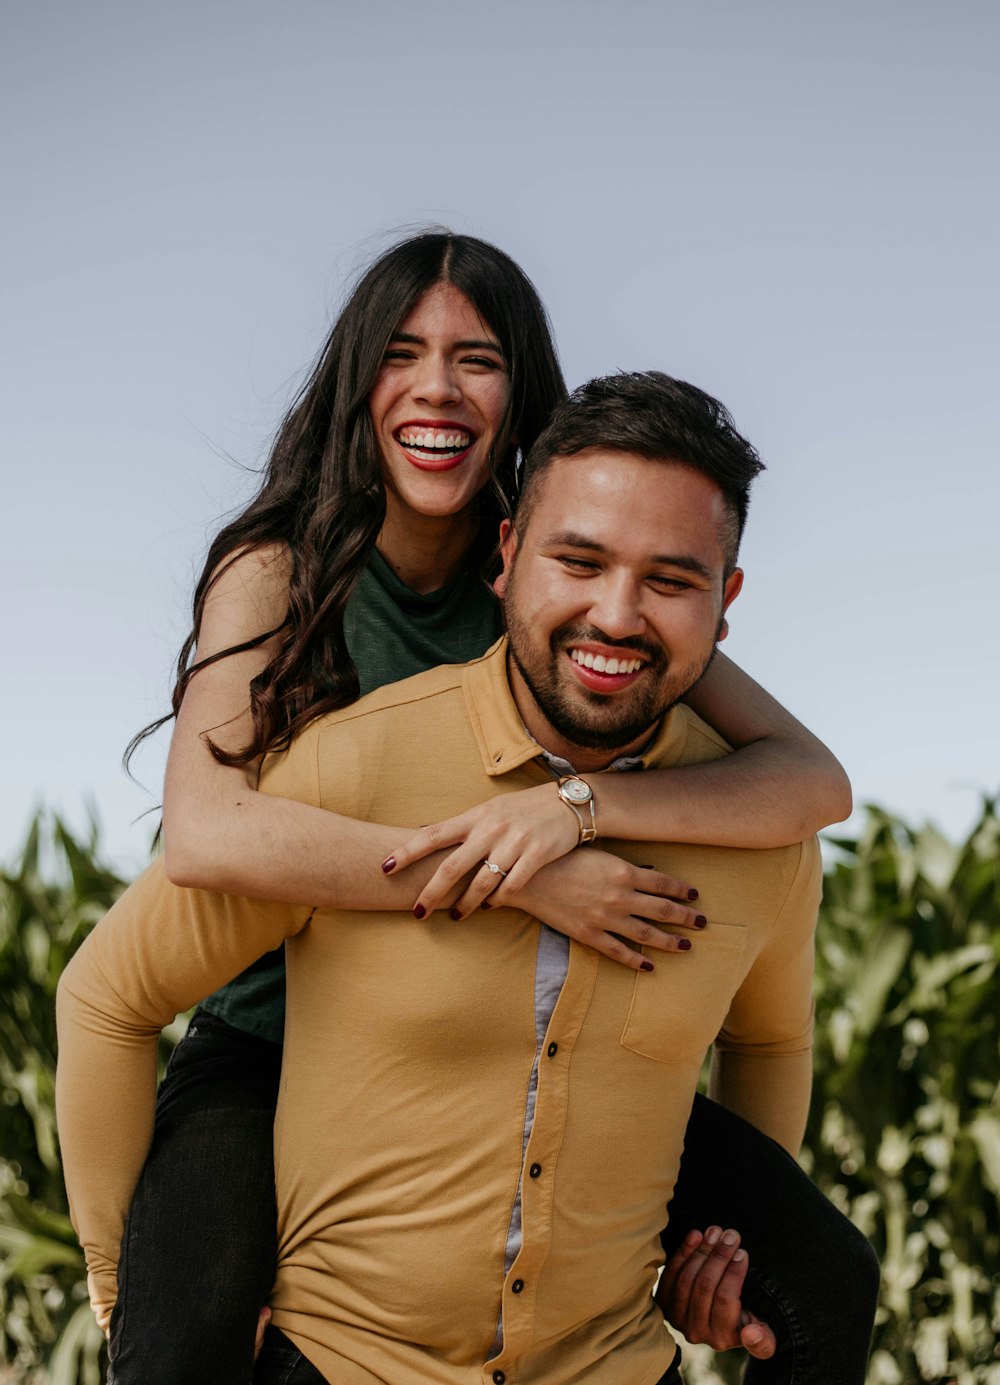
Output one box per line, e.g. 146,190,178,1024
462,637,691,778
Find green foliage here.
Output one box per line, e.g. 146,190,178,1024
805,800,1000,1384
2,803,998,1382
0,814,125,1383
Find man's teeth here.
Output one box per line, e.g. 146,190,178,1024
569,649,642,675
397,428,471,454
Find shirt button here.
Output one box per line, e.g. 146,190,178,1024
511,1278,524,1293
493,1372,506,1384
529,1163,542,1179
547,1042,558,1057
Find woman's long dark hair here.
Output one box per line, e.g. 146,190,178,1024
127,232,567,770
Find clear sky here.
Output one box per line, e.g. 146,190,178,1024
3,0,997,875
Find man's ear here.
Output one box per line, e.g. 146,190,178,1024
718,568,743,642
493,520,517,597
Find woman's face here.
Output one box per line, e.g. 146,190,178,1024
368,282,511,527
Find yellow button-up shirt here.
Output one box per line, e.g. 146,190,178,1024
57,639,820,1385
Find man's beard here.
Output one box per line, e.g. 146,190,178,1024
504,605,721,755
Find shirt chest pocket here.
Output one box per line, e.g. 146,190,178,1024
620,922,750,1065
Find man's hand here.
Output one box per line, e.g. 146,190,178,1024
657,1226,776,1357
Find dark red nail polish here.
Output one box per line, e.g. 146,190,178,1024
413,903,426,920
381,857,396,874
449,908,462,921
687,888,699,901
640,959,655,972
480,900,491,910
678,938,692,951
695,915,707,928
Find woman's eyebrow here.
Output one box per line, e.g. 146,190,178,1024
388,331,503,353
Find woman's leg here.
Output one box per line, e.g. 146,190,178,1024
661,1093,880,1385
108,1012,283,1385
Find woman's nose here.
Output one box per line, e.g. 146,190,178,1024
413,353,461,406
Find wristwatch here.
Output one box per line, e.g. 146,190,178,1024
557,775,597,845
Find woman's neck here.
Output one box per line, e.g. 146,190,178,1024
376,507,478,595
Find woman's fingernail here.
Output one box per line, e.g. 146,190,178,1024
413,903,426,920
640,959,655,972
687,888,699,901
695,915,707,928
678,938,692,951
381,856,396,874
480,900,491,911
449,908,462,921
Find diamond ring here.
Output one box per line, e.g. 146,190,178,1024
482,859,509,879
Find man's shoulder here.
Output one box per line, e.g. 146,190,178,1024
307,643,500,738
653,704,734,768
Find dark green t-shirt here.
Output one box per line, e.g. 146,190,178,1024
199,548,504,1042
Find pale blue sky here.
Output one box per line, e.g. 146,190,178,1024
3,0,997,873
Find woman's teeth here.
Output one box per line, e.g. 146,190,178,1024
397,428,471,459
570,649,643,675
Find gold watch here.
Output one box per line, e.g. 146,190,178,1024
557,775,597,845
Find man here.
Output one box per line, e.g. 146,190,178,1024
58,372,821,1385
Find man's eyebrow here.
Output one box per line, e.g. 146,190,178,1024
388,332,504,353
542,531,714,580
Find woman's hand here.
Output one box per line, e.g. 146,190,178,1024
383,782,697,919
506,849,705,971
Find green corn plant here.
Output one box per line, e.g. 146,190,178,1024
679,799,999,1385
806,799,1000,1384
0,814,126,1385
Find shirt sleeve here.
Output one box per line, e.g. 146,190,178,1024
707,836,822,1155
55,733,321,1329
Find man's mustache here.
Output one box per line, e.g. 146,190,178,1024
549,624,666,668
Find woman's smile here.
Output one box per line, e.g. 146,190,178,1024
393,419,476,470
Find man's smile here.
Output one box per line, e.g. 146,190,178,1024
567,644,648,693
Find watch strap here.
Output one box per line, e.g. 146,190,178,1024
557,777,597,845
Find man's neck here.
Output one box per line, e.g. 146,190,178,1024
506,657,659,772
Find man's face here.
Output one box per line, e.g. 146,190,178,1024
496,449,744,769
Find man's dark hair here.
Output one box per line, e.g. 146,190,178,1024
515,371,765,571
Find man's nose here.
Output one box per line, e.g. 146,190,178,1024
413,353,461,407
586,577,646,640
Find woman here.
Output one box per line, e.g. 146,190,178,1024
67,231,876,1382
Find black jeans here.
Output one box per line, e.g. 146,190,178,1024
108,1012,282,1385
109,1013,878,1385
253,1328,684,1385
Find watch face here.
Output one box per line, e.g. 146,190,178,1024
561,779,592,804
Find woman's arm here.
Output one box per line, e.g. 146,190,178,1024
386,652,850,917
161,545,443,908
674,651,852,839
583,651,852,852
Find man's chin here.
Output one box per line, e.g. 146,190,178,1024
540,703,664,754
